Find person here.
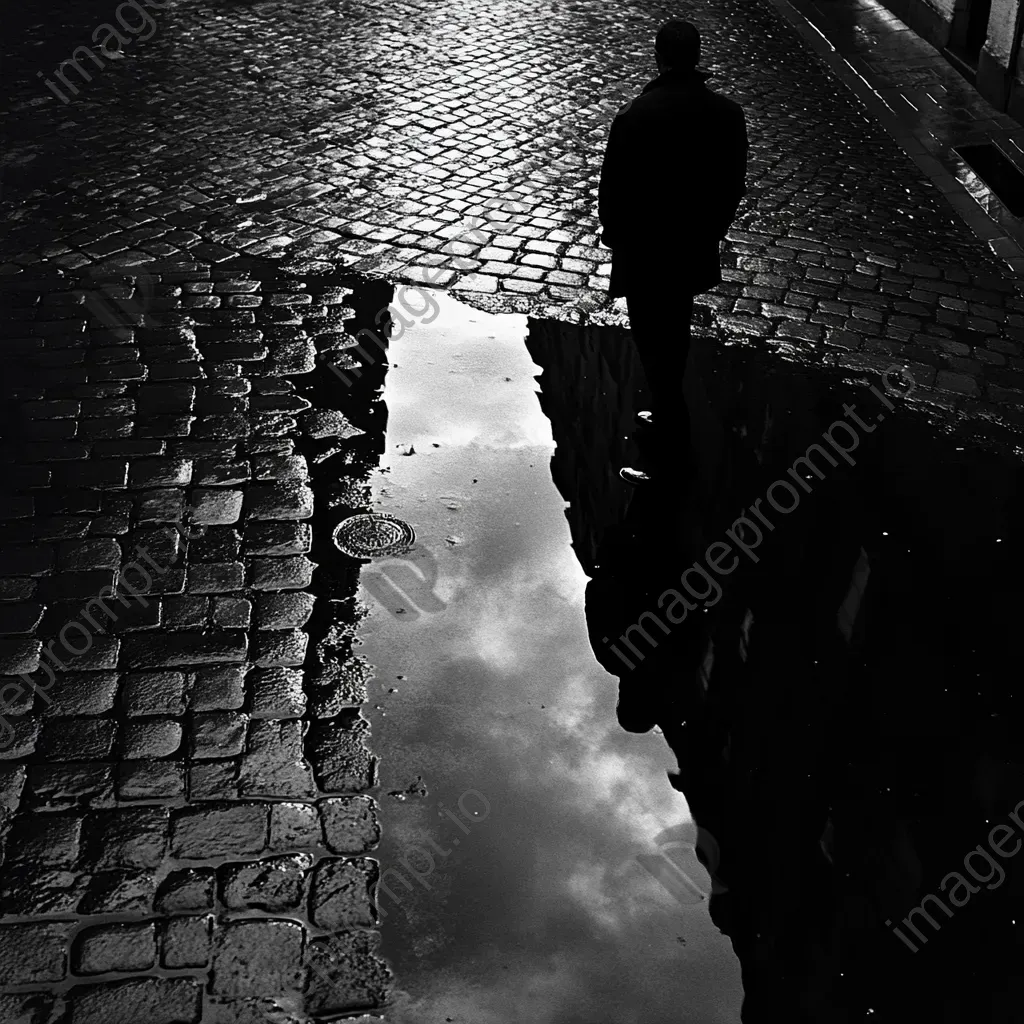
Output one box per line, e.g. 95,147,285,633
599,19,748,483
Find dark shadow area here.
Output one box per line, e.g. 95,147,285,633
527,313,1024,1022
956,143,1024,217
948,0,993,70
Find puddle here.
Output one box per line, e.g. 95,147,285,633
358,293,744,1023
341,277,1024,1022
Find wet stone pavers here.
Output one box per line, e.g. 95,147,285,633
0,260,395,1022
2,0,1024,1016
1,0,1024,425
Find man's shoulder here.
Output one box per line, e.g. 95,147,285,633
624,83,743,119
706,88,745,117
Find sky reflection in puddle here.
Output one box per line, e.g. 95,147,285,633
358,293,742,1024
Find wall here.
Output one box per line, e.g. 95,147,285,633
978,0,1021,110
984,0,1019,63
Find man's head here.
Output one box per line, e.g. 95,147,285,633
655,20,700,73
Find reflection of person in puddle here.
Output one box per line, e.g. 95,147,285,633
598,19,748,484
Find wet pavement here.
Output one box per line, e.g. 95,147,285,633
0,263,398,1023
3,0,1024,1020
3,0,1024,419
2,261,1024,1022
773,0,1024,266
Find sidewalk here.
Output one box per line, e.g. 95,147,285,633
770,0,1024,269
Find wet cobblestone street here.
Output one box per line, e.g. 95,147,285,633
0,260,399,1022
3,0,1024,420
3,0,1024,1020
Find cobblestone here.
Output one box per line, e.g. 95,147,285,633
0,923,70,985
0,268,389,1017
161,915,213,970
4,2,1019,411
221,855,311,912
251,667,307,719
210,919,304,999
72,922,157,975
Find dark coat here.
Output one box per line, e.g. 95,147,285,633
598,68,748,299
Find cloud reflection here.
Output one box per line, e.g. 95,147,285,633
365,295,742,1023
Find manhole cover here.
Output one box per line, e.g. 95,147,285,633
333,513,416,558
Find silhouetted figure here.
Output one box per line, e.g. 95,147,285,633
599,20,747,482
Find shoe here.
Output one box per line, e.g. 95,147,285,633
619,466,653,486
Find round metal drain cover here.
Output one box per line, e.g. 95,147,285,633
333,513,416,558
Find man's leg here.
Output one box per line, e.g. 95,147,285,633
626,288,693,464
626,289,692,411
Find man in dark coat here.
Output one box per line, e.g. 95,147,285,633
599,20,748,481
